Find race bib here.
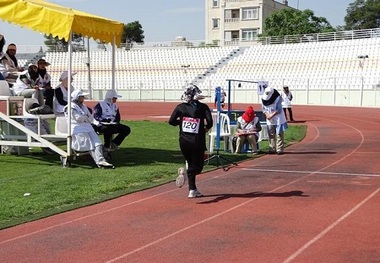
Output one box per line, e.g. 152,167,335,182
182,117,200,134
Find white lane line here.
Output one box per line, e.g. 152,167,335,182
0,167,245,245
105,176,319,263
242,168,380,178
105,117,368,262
2,118,371,263
0,188,179,245
148,115,170,118
282,186,380,263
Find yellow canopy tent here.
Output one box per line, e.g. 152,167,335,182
0,0,125,163
0,0,124,46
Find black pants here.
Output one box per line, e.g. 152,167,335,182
283,108,294,121
95,123,131,148
180,145,204,191
43,89,54,109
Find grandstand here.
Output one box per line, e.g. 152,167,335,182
22,28,380,107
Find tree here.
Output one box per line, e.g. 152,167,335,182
344,0,380,30
121,21,145,47
261,9,335,37
44,33,85,52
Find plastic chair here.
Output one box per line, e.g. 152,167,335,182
22,98,40,116
209,113,233,154
0,80,12,96
55,115,68,136
0,80,24,116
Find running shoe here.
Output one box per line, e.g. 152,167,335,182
175,167,187,188
188,189,203,198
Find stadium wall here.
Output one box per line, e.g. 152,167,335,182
16,29,380,108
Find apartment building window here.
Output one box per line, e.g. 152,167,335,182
212,0,219,7
212,18,219,28
225,31,239,41
242,8,259,20
242,29,258,41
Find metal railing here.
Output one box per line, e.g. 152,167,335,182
15,28,380,53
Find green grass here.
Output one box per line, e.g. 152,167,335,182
0,121,306,229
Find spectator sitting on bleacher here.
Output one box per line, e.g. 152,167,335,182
37,58,54,109
93,90,131,152
12,64,46,107
68,89,114,168
0,43,24,84
54,71,77,114
233,106,262,155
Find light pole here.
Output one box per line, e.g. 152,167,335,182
358,55,368,106
181,64,190,86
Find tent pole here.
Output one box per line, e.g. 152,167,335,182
112,34,116,90
87,37,92,99
67,31,73,157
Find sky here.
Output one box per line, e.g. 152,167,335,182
0,0,353,50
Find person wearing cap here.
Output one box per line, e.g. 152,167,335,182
261,86,288,155
0,43,24,84
93,89,131,152
54,70,77,114
37,58,54,109
234,106,262,154
168,85,213,198
11,64,45,106
280,86,295,122
68,89,114,168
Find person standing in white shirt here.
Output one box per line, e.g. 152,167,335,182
280,86,294,122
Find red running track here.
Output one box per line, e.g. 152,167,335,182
0,103,379,263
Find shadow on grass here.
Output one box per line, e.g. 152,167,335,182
197,190,309,204
15,147,253,169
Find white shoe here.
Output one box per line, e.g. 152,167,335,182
176,167,187,188
28,105,45,113
188,189,203,198
98,160,114,168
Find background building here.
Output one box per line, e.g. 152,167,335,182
205,0,291,46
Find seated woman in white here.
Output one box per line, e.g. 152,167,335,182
234,106,262,154
55,71,76,114
0,43,24,84
67,89,114,168
12,64,45,106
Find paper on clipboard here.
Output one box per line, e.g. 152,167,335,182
101,122,117,125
